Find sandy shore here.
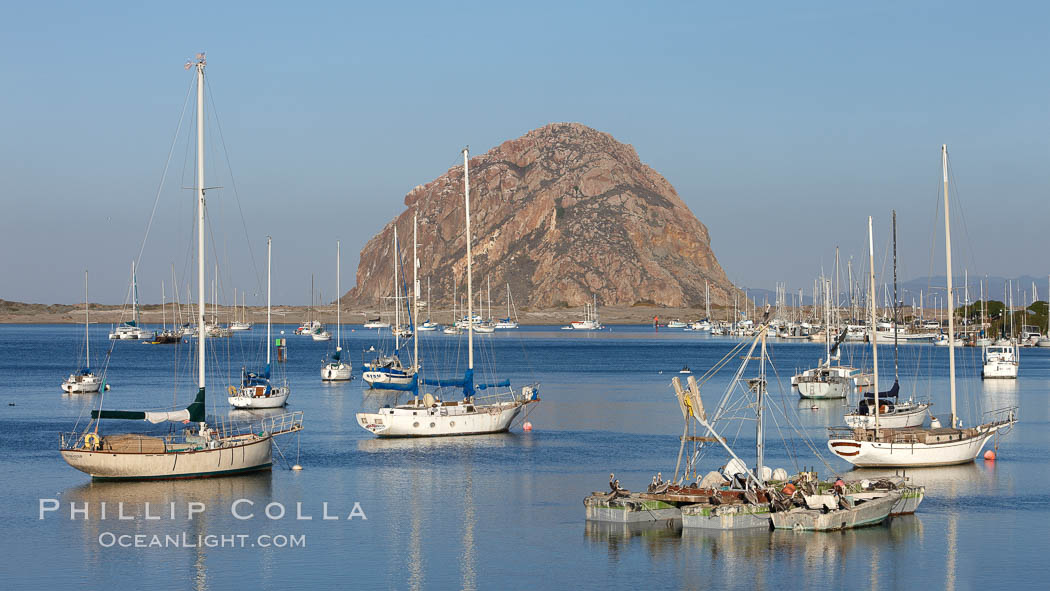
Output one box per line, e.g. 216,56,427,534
0,303,734,326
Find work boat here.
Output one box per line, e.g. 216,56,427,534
356,149,539,437
229,238,291,409
844,211,931,429
584,316,922,530
828,148,1016,468
982,341,1018,379
62,271,105,394
321,240,352,381
61,55,302,479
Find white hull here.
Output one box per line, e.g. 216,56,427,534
357,401,527,437
797,378,851,399
230,322,253,331
61,436,272,480
321,362,353,381
362,371,415,386
827,423,1009,467
62,374,102,394
312,331,332,341
363,322,391,329
845,403,931,429
982,362,1017,379
228,386,290,409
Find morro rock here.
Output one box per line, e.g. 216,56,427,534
346,123,735,310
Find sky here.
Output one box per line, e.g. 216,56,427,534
1,1,1047,305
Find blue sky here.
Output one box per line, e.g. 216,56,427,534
1,1,1047,305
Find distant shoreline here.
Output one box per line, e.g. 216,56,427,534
0,303,731,326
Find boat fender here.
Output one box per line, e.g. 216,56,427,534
84,433,100,450
228,385,238,397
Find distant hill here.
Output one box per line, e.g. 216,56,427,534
345,123,737,310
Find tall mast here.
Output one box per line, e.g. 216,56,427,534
336,239,341,350
705,280,710,319
412,213,418,371
266,236,272,367
868,216,880,435
892,210,899,382
132,260,138,325
195,53,206,394
943,144,958,428
756,329,766,484
394,227,400,350
463,147,474,370
84,270,90,369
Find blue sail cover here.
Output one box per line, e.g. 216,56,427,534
382,369,511,398
864,379,900,399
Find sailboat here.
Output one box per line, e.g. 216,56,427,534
844,211,931,429
61,54,302,478
792,279,869,399
494,282,519,329
356,148,539,437
473,278,496,333
828,146,1017,467
570,295,602,330
230,289,253,331
229,237,292,408
321,240,353,381
62,271,105,394
109,261,154,340
296,275,323,335
362,225,417,386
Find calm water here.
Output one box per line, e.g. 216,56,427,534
1,324,1047,590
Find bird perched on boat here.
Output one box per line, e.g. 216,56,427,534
609,473,617,492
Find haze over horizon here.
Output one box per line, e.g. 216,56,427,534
3,1,1047,306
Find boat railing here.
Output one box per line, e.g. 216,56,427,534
981,405,1018,427
213,411,304,440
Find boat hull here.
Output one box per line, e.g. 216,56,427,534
356,402,525,437
827,429,1000,467
982,362,1018,379
770,491,898,531
681,503,771,529
845,404,930,429
228,391,289,409
321,362,353,381
584,493,681,523
61,436,272,480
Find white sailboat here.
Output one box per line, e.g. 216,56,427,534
230,289,253,331
844,211,931,429
356,147,539,437
321,241,353,381
494,282,519,329
828,146,1016,467
62,271,105,394
363,225,417,386
109,261,154,340
418,277,441,331
61,55,301,478
793,280,859,399
230,237,292,408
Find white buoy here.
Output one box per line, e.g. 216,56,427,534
292,464,303,471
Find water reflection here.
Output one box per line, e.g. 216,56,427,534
63,473,273,591
583,519,682,561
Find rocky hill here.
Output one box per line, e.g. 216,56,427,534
345,123,736,310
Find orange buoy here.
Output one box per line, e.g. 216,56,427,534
523,421,533,432
984,450,996,461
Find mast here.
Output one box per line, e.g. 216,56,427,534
84,270,89,369
336,239,341,351
132,260,138,326
162,281,166,332
868,216,880,435
705,280,710,319
463,147,474,370
756,329,766,484
412,213,418,372
267,236,272,367
892,210,899,382
195,53,206,395
943,144,958,428
394,227,400,350
824,279,831,365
